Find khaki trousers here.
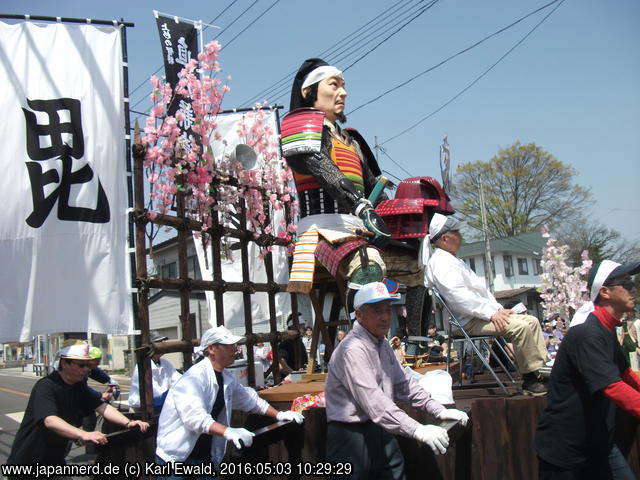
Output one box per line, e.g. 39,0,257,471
459,314,547,374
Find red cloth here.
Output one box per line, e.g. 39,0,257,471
592,304,620,332
315,238,367,277
622,367,640,391
603,380,640,418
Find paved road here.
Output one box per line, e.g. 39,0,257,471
0,367,133,479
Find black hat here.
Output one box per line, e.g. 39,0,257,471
289,58,328,111
587,261,640,292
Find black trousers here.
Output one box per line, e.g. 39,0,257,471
538,446,637,480
326,421,405,480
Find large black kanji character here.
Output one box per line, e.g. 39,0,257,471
22,98,110,228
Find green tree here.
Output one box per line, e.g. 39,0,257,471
453,141,592,239
557,218,640,266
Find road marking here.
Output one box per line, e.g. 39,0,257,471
0,385,30,397
6,411,25,424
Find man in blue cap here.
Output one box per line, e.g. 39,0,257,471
325,281,469,479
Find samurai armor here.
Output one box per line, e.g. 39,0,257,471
375,176,454,240
281,107,325,156
315,238,367,277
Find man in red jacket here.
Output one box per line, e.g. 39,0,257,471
535,260,640,479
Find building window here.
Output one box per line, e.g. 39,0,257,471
160,261,177,278
187,255,202,280
533,259,542,275
518,258,529,275
482,256,496,276
469,257,476,273
503,255,514,277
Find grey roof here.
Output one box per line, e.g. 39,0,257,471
494,287,539,299
458,231,546,257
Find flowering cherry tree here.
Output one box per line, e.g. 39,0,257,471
538,226,592,320
140,40,297,256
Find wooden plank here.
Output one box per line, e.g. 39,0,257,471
258,380,326,402
471,398,510,480
505,396,545,480
301,373,326,382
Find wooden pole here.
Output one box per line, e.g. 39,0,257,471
175,169,193,369
239,199,256,386
132,125,154,420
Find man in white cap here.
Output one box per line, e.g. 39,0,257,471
424,213,548,395
325,281,469,479
535,260,640,479
128,330,182,413
155,326,304,477
6,340,149,468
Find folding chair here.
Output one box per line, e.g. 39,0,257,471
430,288,518,395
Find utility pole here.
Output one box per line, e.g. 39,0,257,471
374,136,379,164
478,181,495,293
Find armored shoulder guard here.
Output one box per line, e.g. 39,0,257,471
281,107,325,156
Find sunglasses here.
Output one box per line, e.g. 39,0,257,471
604,279,636,292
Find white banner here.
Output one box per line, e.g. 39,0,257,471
194,110,291,333
0,21,133,342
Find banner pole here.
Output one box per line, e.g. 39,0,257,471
0,14,133,27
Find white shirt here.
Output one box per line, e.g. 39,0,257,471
128,357,182,408
425,248,502,326
302,336,312,352
155,357,270,463
253,345,271,370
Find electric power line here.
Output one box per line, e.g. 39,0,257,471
378,145,415,178
261,1,437,107
220,0,280,51
128,0,240,101
240,0,434,108
130,0,259,111
382,169,405,184
381,0,566,146
239,0,421,106
348,0,561,116
342,0,439,72
214,0,260,40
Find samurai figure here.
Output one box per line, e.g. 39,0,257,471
282,58,391,296
282,58,443,338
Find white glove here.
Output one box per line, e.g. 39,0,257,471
276,410,305,424
437,408,469,427
413,424,449,455
223,427,255,449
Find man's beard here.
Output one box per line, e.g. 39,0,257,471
337,112,347,124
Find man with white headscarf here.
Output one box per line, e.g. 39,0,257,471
282,58,391,294
535,260,640,479
155,326,303,478
424,213,549,396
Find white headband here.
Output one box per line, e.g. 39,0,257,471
301,65,343,90
570,260,620,328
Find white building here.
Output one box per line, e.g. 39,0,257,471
457,231,547,320
147,236,209,368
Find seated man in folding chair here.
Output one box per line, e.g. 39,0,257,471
424,213,548,396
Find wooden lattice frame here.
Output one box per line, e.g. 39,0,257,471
131,121,302,419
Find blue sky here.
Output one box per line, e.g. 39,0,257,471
3,0,639,242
